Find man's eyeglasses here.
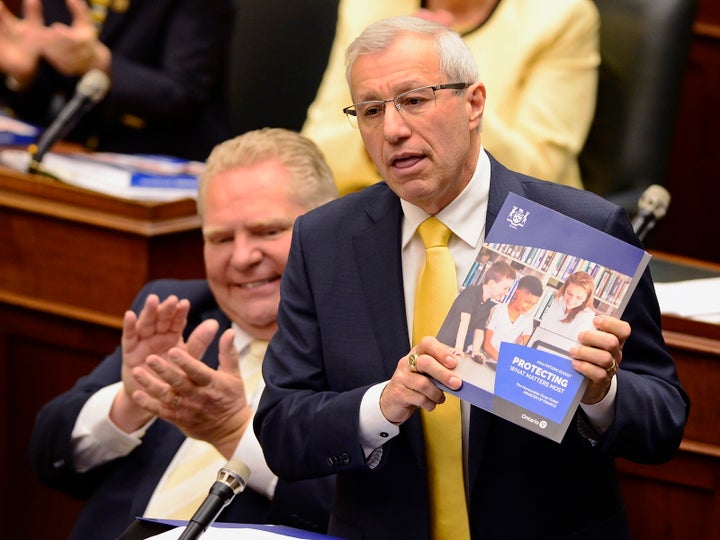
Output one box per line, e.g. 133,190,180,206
343,82,471,128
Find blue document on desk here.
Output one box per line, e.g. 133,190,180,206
436,192,651,443
0,113,40,146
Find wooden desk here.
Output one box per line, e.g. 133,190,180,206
618,252,720,540
0,165,204,540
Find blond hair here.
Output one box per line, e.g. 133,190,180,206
198,128,337,216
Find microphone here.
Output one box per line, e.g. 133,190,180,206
177,459,251,540
631,184,671,242
27,68,110,173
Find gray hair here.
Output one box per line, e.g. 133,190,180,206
345,16,478,88
198,128,337,216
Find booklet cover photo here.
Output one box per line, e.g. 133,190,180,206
435,192,651,442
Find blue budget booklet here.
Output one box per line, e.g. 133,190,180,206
435,192,650,442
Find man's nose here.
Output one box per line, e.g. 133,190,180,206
231,237,263,267
382,101,411,141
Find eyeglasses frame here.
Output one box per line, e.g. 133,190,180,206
342,82,472,127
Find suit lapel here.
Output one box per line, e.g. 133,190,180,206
485,153,523,233
351,187,428,462
131,427,186,518
352,189,411,377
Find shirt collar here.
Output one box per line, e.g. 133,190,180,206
232,322,254,355
401,147,491,250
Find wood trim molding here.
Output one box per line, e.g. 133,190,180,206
695,21,720,40
0,290,123,329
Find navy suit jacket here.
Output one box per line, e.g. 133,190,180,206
255,155,689,540
29,280,333,540
0,0,234,160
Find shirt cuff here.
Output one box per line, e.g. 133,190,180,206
359,382,400,466
71,382,155,472
235,413,278,500
579,374,617,435
5,74,27,91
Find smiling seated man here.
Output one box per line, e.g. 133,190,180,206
28,128,338,540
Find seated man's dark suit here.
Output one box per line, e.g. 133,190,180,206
29,279,333,540
0,0,234,160
255,154,689,540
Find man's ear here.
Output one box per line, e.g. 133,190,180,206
467,82,486,131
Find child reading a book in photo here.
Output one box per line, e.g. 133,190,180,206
538,271,597,340
437,260,517,360
481,274,544,364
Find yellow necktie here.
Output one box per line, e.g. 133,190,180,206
242,339,268,401
143,339,268,519
89,0,111,30
413,217,470,540
144,438,225,520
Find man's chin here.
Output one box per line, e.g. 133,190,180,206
237,303,279,327
386,174,429,194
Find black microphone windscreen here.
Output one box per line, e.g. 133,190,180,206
27,69,111,172
176,459,251,540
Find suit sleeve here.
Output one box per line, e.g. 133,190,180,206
27,281,176,498
255,217,373,481
106,0,233,120
576,203,689,462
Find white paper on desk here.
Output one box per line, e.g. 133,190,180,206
0,149,199,202
0,114,40,135
654,277,720,324
148,526,298,539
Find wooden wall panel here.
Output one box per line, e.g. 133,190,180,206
653,1,720,262
654,32,720,262
619,450,720,540
697,0,720,25
618,313,720,539
1,306,118,540
0,167,204,540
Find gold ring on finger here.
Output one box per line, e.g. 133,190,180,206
408,353,419,373
606,358,617,375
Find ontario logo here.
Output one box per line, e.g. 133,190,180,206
521,413,548,429
506,205,529,228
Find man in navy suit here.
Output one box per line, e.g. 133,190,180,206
255,16,689,540
29,128,337,540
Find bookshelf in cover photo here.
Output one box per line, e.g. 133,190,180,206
437,192,651,443
465,243,635,320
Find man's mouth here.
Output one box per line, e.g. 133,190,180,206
239,276,280,289
390,152,425,169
